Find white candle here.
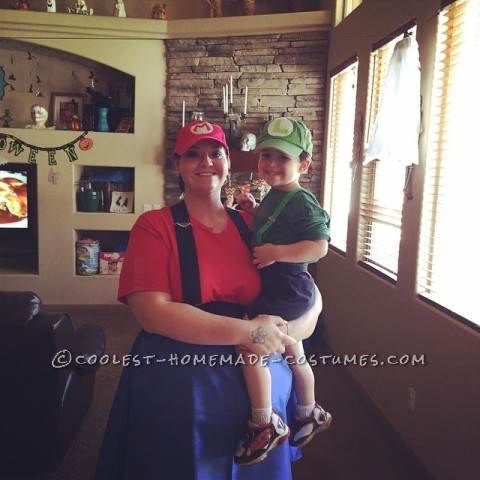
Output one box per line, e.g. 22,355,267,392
182,100,185,127
244,86,248,115
222,85,226,113
230,76,233,104
225,84,229,112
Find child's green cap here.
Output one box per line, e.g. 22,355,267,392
255,117,313,157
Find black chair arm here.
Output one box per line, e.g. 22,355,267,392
70,324,106,373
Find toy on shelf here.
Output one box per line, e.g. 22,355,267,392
46,0,56,12
11,1,30,10
67,0,93,15
240,132,256,151
113,0,126,17
151,3,167,19
25,104,55,130
1,109,13,128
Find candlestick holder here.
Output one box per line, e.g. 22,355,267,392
224,103,246,150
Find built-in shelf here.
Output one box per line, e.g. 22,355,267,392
75,166,135,214
0,9,332,41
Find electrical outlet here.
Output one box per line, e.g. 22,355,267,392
408,387,416,413
143,203,152,212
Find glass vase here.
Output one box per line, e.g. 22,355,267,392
96,107,110,132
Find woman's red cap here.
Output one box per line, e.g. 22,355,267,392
174,121,229,156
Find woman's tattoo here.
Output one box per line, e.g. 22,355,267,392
251,326,268,344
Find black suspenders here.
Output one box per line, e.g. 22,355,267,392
170,200,251,306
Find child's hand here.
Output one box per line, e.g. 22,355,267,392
252,243,277,269
236,192,257,213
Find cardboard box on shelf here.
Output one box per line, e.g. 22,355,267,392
99,252,125,275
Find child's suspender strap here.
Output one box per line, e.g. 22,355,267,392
255,188,302,245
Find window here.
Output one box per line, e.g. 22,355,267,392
323,58,358,252
335,0,363,26
417,0,480,327
358,29,416,279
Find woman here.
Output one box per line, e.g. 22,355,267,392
94,120,322,480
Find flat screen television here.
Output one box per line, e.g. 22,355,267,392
0,162,38,246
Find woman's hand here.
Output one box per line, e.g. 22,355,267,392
238,314,296,356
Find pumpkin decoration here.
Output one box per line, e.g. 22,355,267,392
79,137,93,151
69,115,82,131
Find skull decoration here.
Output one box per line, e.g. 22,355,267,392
240,132,256,152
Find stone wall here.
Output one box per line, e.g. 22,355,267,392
164,31,329,204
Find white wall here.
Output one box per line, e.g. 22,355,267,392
319,1,480,479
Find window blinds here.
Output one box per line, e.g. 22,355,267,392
358,32,410,278
417,0,480,327
324,58,358,252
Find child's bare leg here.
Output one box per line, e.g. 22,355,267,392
234,336,290,466
235,314,273,425
285,339,332,447
235,343,272,424
285,340,315,406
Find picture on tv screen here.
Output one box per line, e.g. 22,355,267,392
0,170,28,229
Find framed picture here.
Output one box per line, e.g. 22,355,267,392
115,116,134,133
51,93,85,128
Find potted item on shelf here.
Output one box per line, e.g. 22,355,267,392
77,181,101,212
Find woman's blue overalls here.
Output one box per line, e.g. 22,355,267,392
94,201,299,480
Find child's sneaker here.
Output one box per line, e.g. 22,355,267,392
234,410,290,466
290,403,332,447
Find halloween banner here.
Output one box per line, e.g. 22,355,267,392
0,131,93,165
